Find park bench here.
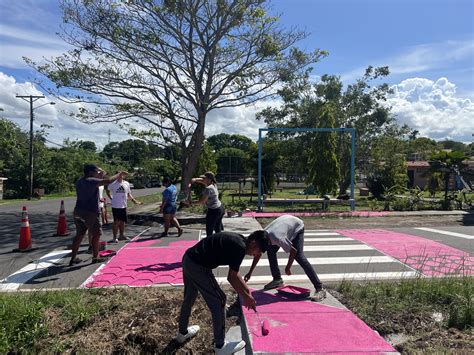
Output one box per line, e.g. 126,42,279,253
262,197,355,210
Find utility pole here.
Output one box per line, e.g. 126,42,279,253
16,95,55,199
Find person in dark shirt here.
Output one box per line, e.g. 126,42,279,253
69,164,128,266
176,230,269,354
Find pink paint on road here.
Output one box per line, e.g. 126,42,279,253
336,229,474,276
85,240,197,288
243,211,390,218
243,291,395,354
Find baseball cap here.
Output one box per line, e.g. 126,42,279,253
199,171,216,182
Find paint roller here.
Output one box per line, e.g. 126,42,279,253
254,309,269,336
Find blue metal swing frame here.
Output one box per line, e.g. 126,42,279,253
257,127,356,211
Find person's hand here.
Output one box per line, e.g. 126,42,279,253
137,201,143,205
244,272,252,282
242,294,256,311
120,171,129,177
285,266,292,275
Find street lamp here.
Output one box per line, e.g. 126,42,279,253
15,95,55,199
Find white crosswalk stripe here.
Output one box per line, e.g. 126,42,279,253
415,227,474,240
211,229,415,284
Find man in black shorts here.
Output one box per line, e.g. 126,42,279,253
176,230,269,354
69,165,128,266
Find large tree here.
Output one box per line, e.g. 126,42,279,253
28,0,324,189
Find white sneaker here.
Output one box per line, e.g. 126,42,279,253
214,340,246,354
176,325,200,344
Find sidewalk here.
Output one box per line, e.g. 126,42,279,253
222,217,398,354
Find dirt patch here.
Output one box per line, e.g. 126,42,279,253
35,287,240,354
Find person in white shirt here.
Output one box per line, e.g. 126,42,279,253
244,215,326,302
106,175,142,243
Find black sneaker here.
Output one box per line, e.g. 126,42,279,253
263,278,284,290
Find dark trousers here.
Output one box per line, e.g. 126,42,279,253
267,230,323,290
178,254,227,346
205,205,225,237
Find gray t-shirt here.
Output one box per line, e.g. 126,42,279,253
265,215,304,253
203,184,221,209
75,177,102,214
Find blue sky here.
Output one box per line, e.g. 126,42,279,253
0,0,473,148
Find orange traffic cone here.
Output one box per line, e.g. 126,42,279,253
16,206,32,251
54,200,70,236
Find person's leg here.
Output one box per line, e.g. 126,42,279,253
119,221,125,238
267,244,282,280
103,206,108,224
69,210,87,265
293,231,323,291
171,213,183,236
206,208,219,237
183,256,227,347
178,256,199,334
163,214,171,235
112,208,119,240
214,205,225,234
86,212,103,261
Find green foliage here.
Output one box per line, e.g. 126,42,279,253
308,105,340,196
0,289,112,353
207,133,255,153
337,276,473,334
216,148,249,178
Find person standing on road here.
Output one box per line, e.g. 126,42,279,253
189,171,225,237
69,165,128,266
159,177,183,238
244,214,327,302
106,174,142,243
176,230,269,354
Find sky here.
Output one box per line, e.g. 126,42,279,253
0,0,473,149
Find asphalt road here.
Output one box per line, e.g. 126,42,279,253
0,187,162,280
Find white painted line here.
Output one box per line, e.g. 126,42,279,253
305,232,341,236
79,263,107,289
216,271,419,284
0,250,71,291
278,244,373,252
415,227,474,240
218,255,396,268
304,237,353,242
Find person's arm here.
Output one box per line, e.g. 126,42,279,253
285,246,298,275
227,269,256,311
190,177,206,186
244,254,261,282
105,186,112,200
97,171,128,187
128,192,142,205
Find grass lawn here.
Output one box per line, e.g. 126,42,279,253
1,278,471,354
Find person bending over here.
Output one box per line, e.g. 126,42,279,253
244,215,326,302
176,230,269,354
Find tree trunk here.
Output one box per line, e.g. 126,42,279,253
179,114,206,191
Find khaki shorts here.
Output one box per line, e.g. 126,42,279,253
74,208,102,237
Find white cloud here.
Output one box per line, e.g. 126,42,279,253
0,72,130,149
205,101,275,141
388,77,474,143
